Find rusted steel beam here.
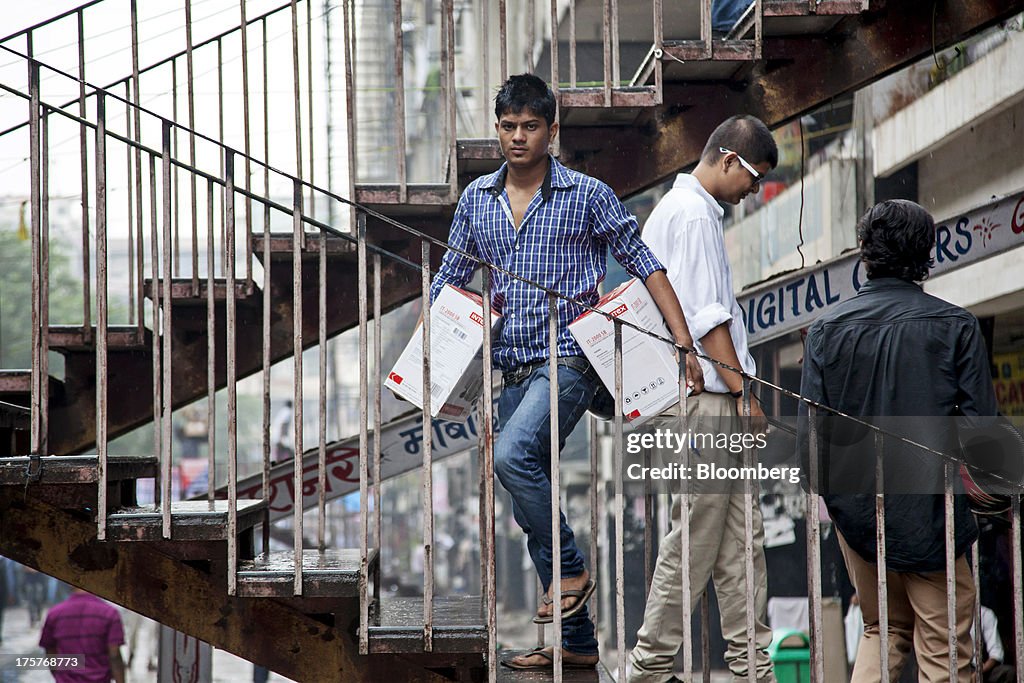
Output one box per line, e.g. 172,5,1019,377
0,489,452,683
562,0,1022,197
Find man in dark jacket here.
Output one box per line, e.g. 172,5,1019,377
799,199,997,682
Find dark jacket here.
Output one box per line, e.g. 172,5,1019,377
799,277,997,572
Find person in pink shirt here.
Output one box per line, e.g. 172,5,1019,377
39,588,125,683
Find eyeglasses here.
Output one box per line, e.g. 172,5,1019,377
719,147,765,183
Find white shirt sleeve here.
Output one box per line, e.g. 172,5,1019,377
982,606,1004,663
651,210,733,342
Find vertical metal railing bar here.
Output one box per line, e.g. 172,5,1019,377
742,380,756,683
588,416,599,635
172,61,181,278
95,91,110,541
610,0,619,86
443,0,457,199
394,0,407,201
318,229,328,551
652,0,663,103
261,15,272,558
613,321,626,682
806,405,824,682
130,2,145,339
420,241,435,651
526,0,536,73
291,178,305,595
225,149,239,597
77,11,91,341
206,179,217,508
161,120,174,539
972,541,981,679
569,0,577,88
678,358,693,680
602,0,612,105
28,58,42,460
372,251,383,614
700,0,712,57
240,0,253,286
481,268,497,683
342,0,356,229
874,431,889,680
306,0,315,218
643,447,653,597
478,0,489,136
217,40,227,272
123,84,136,326
323,0,335,232
39,107,50,459
499,0,508,83
291,0,305,248
185,1,199,292
149,154,162,510
1011,495,1023,683
753,0,763,60
701,595,711,683
357,213,370,655
548,293,563,679
549,0,559,107
944,460,958,682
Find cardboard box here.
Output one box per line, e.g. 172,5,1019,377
385,284,501,422
569,279,680,425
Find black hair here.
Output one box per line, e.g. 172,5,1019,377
701,115,778,169
857,199,936,282
494,74,556,126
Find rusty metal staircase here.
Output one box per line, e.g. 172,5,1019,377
1,0,1021,681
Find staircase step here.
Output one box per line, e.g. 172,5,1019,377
105,499,265,542
0,370,63,404
369,595,486,654
0,454,157,485
142,278,254,305
355,184,453,208
236,548,378,598
496,650,615,681
48,325,149,352
251,233,356,262
0,400,29,430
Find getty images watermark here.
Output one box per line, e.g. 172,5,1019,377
623,427,802,486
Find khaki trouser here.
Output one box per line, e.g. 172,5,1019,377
837,531,976,682
628,393,775,683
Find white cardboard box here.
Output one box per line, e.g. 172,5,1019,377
569,279,679,425
385,284,501,422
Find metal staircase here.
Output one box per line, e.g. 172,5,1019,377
0,0,1020,681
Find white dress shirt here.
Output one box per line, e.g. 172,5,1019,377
642,173,756,394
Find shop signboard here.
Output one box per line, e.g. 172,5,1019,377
741,191,1024,346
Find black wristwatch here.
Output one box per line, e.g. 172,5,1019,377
730,389,744,399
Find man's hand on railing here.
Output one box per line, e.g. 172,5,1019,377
682,349,705,396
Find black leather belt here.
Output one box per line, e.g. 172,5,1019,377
502,355,593,386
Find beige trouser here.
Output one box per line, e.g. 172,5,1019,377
838,531,976,683
628,393,775,683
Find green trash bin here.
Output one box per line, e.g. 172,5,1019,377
768,629,811,683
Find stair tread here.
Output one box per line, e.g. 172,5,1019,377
142,278,254,304
49,325,149,351
251,233,356,261
496,650,615,682
369,595,487,653
238,548,377,576
0,371,63,401
236,548,378,597
0,454,157,485
106,499,266,542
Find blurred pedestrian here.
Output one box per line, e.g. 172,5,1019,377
39,588,125,683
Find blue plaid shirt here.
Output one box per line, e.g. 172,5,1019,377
430,156,665,370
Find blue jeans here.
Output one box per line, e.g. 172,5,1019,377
495,356,599,655
712,0,752,32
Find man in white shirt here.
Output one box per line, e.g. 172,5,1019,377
628,115,778,683
973,605,1015,683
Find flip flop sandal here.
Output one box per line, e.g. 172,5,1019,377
532,579,597,624
499,647,598,670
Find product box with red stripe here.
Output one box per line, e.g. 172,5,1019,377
569,278,679,426
385,284,501,422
